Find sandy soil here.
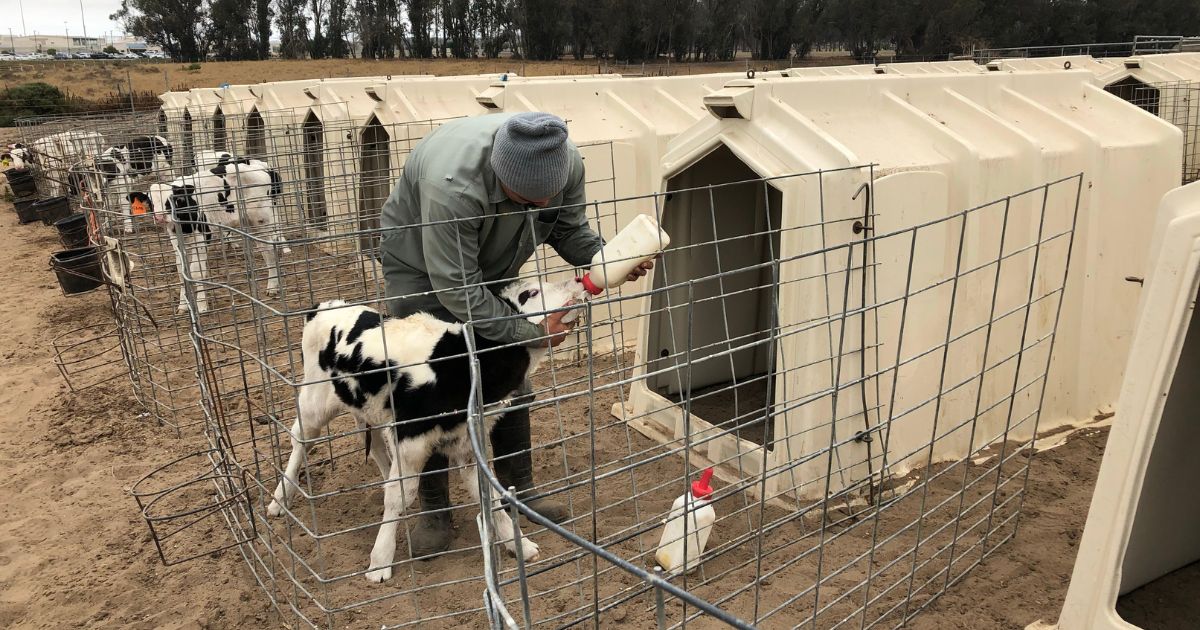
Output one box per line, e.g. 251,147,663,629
0,187,1118,629
1117,561,1200,630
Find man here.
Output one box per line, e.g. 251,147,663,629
378,112,652,557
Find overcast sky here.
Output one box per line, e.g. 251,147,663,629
8,0,124,38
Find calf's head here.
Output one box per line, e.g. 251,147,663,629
500,277,590,326
128,183,175,225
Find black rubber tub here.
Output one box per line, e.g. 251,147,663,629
50,246,104,295
54,214,90,249
34,196,72,226
4,168,37,197
13,195,39,224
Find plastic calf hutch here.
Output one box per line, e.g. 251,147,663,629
619,70,1182,503
988,53,1200,184
1056,181,1200,629
157,91,193,147
783,60,988,77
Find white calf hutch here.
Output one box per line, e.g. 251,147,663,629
618,70,1181,504
989,53,1200,184
1056,182,1200,630
783,60,988,77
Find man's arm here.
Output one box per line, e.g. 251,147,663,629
546,154,604,267
420,181,545,345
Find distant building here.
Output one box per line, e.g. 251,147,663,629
2,34,158,55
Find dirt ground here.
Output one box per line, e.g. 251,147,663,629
0,53,864,100
0,181,1128,630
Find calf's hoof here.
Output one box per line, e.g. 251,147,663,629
511,538,540,563
364,565,392,583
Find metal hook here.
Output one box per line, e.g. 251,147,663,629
852,182,870,202
852,183,873,234
1064,60,1072,70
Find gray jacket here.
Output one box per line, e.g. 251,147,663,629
379,114,603,344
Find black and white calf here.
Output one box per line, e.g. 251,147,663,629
131,157,288,313
95,135,173,179
83,136,174,233
193,150,237,171
267,277,588,583
1,144,31,169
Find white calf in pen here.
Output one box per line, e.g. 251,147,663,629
267,277,589,583
132,157,289,313
31,131,106,195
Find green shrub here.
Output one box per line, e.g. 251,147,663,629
104,45,119,55
0,82,70,127
46,48,57,56
184,62,201,71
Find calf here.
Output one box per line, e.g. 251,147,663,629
96,135,174,179
89,136,174,233
267,277,588,582
193,150,236,171
1,144,31,169
32,131,105,196
130,157,288,313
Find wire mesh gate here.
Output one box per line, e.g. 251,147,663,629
169,155,1080,628
62,105,479,432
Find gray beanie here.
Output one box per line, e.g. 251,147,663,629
490,112,571,201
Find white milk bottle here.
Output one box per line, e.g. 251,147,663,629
655,468,716,574
580,214,670,295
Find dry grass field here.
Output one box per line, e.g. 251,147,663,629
0,54,864,101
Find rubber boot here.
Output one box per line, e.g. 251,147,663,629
491,384,570,523
409,452,454,559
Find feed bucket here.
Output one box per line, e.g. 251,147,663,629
54,214,89,249
4,168,37,197
35,196,72,226
50,246,104,295
13,195,39,224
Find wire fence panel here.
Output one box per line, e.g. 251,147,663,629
970,35,1200,63
149,145,1081,628
475,170,1082,629
62,106,463,432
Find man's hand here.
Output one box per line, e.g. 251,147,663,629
542,308,577,347
625,258,656,282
